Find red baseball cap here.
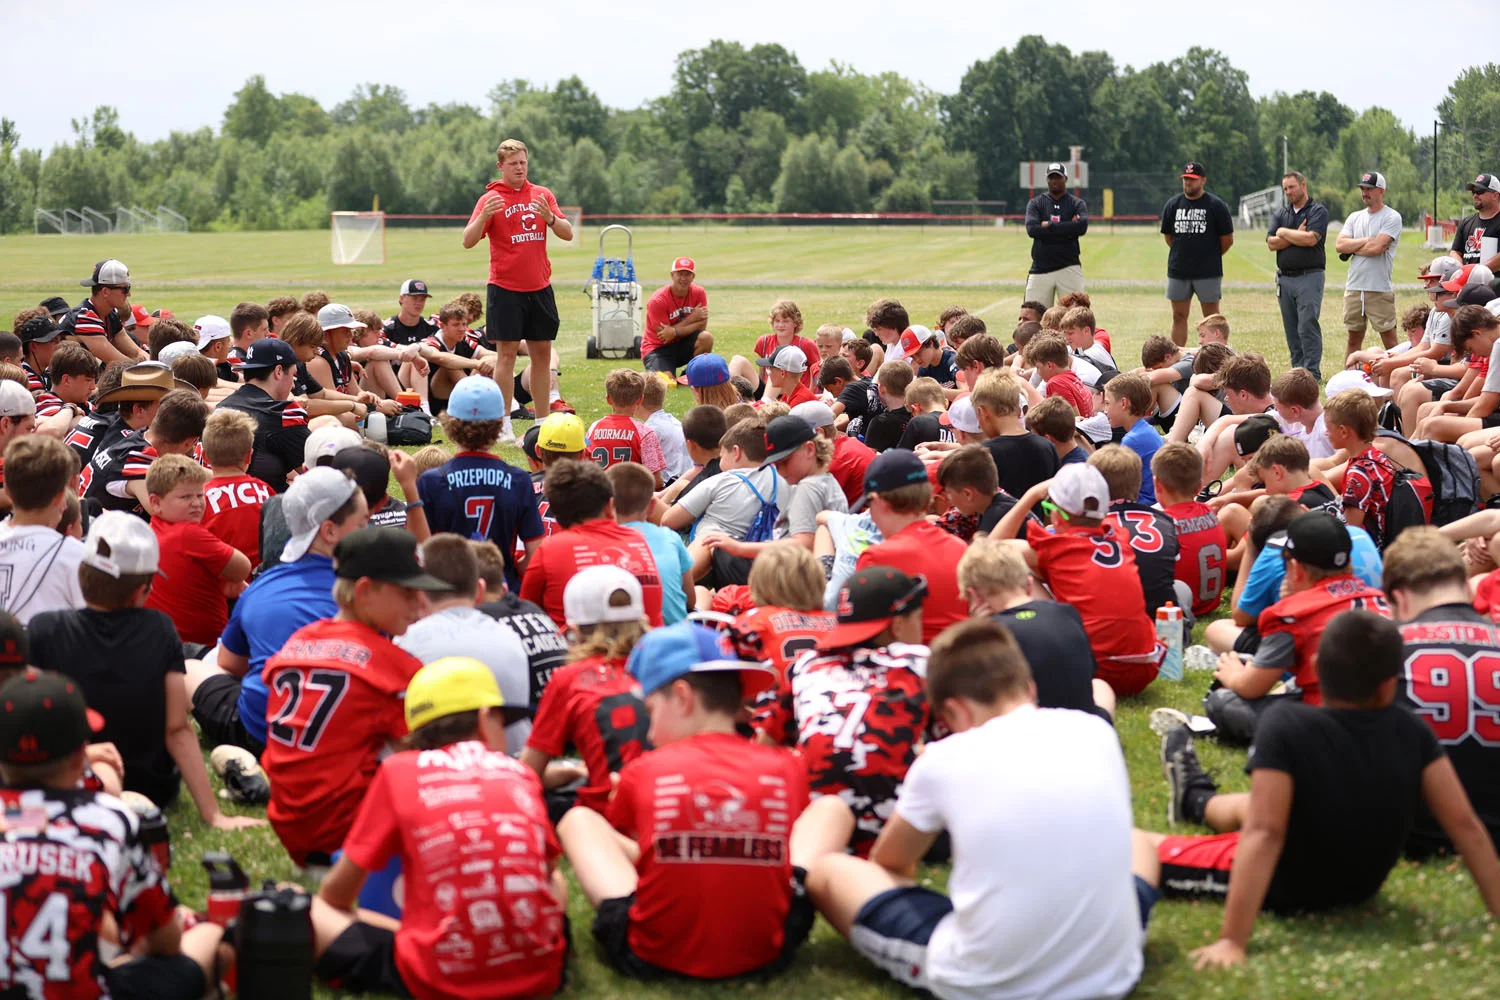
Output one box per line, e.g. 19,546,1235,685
671,257,696,274
130,305,159,327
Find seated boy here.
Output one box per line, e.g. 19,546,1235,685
1327,388,1404,547
198,409,273,569
1137,334,1197,430
896,377,950,449
935,444,1030,541
415,298,494,411
608,462,695,623
589,369,667,486
1090,444,1179,615
658,403,725,506
1152,442,1229,617
556,623,813,981
1102,373,1161,504
1025,332,1094,416
1028,394,1089,465
33,341,100,437
806,618,1153,998
972,369,1059,498
84,388,208,518
637,372,692,480
1152,610,1500,969
0,434,86,623
863,361,915,452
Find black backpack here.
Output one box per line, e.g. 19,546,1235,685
1381,468,1434,549
386,409,432,446
1376,429,1479,527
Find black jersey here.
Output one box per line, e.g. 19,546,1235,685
81,429,157,517
64,409,127,474
218,383,309,493
1106,499,1180,616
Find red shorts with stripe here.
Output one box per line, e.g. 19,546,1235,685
1157,832,1238,900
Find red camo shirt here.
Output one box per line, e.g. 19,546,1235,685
524,655,650,813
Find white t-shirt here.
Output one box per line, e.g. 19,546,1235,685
645,409,693,479
1483,340,1500,395
895,704,1144,1000
396,605,532,754
1419,309,1452,348
1342,206,1403,292
1277,410,1335,460
0,524,85,625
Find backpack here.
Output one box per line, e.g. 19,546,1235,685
731,471,781,543
1382,468,1434,549
386,408,432,446
1376,429,1479,527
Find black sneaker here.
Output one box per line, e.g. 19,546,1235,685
511,405,536,421
211,745,271,806
1194,478,1223,504
1161,725,1217,826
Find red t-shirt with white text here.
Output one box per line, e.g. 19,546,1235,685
1164,500,1228,616
643,284,708,358
587,414,666,474
145,517,237,645
201,473,273,569
468,181,565,292
519,518,665,628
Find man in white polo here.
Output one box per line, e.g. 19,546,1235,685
1335,171,1403,359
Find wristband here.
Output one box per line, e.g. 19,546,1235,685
405,500,425,511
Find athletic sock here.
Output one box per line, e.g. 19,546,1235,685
1184,784,1216,826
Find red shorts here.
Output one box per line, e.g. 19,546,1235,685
1157,832,1238,899
1096,644,1166,697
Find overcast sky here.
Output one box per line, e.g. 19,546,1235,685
2,0,1477,153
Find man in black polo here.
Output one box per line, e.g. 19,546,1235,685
1266,171,1330,380
1160,162,1234,347
218,339,310,493
1024,162,1089,305
1450,173,1500,272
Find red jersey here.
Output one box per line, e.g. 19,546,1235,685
828,435,876,507
261,618,423,863
1475,570,1500,621
1164,500,1228,616
340,742,566,1000
524,654,650,812
643,283,708,358
587,414,666,474
855,521,968,643
1342,445,1399,544
779,381,818,409
201,473,272,569
467,180,564,292
1258,575,1390,705
1045,369,1094,416
144,517,237,645
519,518,664,628
607,733,807,978
728,605,837,682
754,643,931,855
752,334,818,390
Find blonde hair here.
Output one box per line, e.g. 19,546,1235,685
814,323,843,342
970,369,1022,417
201,409,257,467
1087,444,1142,503
905,377,945,410
411,445,451,474
769,299,803,333
496,138,528,161
748,542,826,610
957,536,1031,595
568,621,647,662
145,453,210,499
692,382,740,409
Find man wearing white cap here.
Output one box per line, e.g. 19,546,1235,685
59,259,149,364
1335,171,1403,359
643,256,712,379
1450,173,1500,271
1024,163,1089,305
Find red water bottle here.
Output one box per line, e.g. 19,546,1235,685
202,852,249,926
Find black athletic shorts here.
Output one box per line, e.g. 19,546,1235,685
105,953,206,1000
317,922,413,998
485,284,559,343
191,673,267,759
1423,377,1459,400
703,549,753,590
643,335,700,373
1485,411,1500,430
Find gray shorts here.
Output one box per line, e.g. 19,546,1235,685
1166,276,1222,303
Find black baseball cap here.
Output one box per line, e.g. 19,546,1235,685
329,447,391,507
17,315,62,345
38,296,70,319
0,668,105,765
1457,285,1497,307
817,567,928,650
761,415,816,467
851,449,930,511
1233,413,1281,458
521,424,541,463
1181,162,1207,179
334,527,454,591
234,337,298,373
0,611,26,670
1282,512,1352,571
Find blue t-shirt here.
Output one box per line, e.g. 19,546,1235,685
917,349,959,388
625,520,694,625
1060,445,1089,466
418,452,543,592
220,554,338,743
1120,420,1162,504
1237,527,1384,620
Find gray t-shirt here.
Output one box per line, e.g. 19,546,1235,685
1342,206,1403,293
396,605,532,755
1420,309,1452,348
786,472,849,539
1483,339,1500,395
677,466,790,540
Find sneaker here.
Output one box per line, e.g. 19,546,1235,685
1184,644,1218,673
549,398,576,414
510,405,535,421
499,418,515,444
210,745,271,805
1161,725,1217,826
1194,478,1223,504
1149,707,1192,737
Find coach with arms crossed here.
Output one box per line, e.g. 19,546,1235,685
1024,163,1089,305
1161,162,1234,347
1335,171,1402,359
642,256,713,381
1266,171,1329,380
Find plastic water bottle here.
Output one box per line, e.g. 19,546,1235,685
235,883,314,1000
1156,602,1184,682
365,410,387,444
202,851,249,994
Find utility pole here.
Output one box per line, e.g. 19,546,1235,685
1433,120,1439,228
1282,135,1288,176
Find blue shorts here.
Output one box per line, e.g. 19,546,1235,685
849,879,1158,991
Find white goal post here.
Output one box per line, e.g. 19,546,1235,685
331,211,386,265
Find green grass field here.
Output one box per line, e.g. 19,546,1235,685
0,226,1492,999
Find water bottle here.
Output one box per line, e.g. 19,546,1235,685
1156,602,1184,682
202,852,249,926
136,806,170,874
365,409,388,444
234,883,314,1000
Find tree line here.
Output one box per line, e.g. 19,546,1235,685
1,36,1497,234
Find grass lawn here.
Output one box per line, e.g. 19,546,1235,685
0,226,1493,998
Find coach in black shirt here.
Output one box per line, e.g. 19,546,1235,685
1267,171,1329,379
1024,163,1089,306
1160,162,1234,347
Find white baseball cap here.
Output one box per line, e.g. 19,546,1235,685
193,315,232,349
1421,256,1463,283
1326,368,1394,399
790,401,835,429
81,511,161,578
756,344,808,374
887,325,939,364
1048,463,1110,519
281,467,360,563
157,341,200,365
941,396,981,434
563,565,645,627
840,327,858,342
304,425,363,471
317,303,366,331
0,382,36,419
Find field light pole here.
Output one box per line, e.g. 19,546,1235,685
1282,135,1288,176
1433,120,1445,227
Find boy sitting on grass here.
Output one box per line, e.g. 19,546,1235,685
1091,444,1179,616
1027,332,1094,416
1102,373,1161,504
1152,442,1229,617
1029,394,1090,465
199,409,273,569
896,376,950,449
589,369,667,486
1327,388,1402,546
935,444,1029,541
84,388,208,518
972,368,1059,498
862,361,916,452
607,461,695,623
636,371,691,480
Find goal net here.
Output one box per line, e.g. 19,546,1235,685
331,212,386,265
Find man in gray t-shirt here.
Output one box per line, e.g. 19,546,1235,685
1335,171,1403,358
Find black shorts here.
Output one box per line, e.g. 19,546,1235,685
703,549,753,590
485,284,559,343
105,953,206,1000
643,335,700,373
191,673,267,759
316,922,413,998
1484,411,1500,430
1423,377,1459,400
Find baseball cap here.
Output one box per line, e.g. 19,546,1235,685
0,669,105,765
0,382,36,420
818,566,928,650
1233,413,1282,457
1442,263,1495,293
193,315,232,349
280,467,360,563
235,338,298,374
1458,284,1498,308
790,400,835,429
447,375,505,422
1325,368,1394,399
304,425,363,470
317,304,366,331
333,527,454,591
536,412,586,453
82,510,160,578
761,415,816,467
1047,463,1110,519
1046,162,1066,178
399,279,431,297
671,257,696,273
685,353,730,387
756,345,808,374
1181,162,1207,179
39,296,70,319
0,611,27,670
841,327,858,342
80,259,130,287
625,622,773,698
520,424,541,462
16,315,61,346
404,656,503,732
129,305,162,329
887,325,938,364
1470,174,1500,194
940,396,981,434
1283,511,1351,570
563,565,645,627
330,447,391,504
1421,256,1463,284
1358,171,1386,190
157,341,199,365
852,449,930,511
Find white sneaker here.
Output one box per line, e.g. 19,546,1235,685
498,418,515,445
1184,644,1218,673
1149,707,1192,737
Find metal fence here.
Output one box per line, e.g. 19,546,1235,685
34,206,189,235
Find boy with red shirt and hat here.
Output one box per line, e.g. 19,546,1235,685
313,656,569,1000
558,623,812,981
262,527,453,865
759,346,819,410
520,458,664,627
587,369,667,487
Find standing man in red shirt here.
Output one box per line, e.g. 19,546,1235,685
462,139,574,444
643,256,712,380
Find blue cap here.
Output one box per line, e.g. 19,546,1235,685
685,353,730,388
447,375,504,422
851,448,930,511
626,623,774,697
234,338,298,372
